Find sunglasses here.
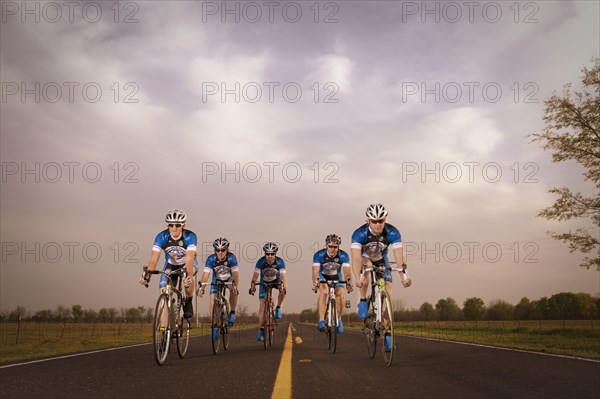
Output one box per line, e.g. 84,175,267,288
215,249,227,253
167,223,183,228
265,253,276,256
327,245,339,249
369,219,385,225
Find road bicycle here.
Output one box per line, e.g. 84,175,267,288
313,279,352,354
199,280,235,355
360,262,409,367
251,281,284,350
143,266,192,366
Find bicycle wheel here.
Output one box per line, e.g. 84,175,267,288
221,302,230,351
324,301,331,350
211,299,221,355
364,297,376,359
262,291,271,350
153,293,171,366
267,301,275,347
176,315,191,358
381,291,394,367
329,297,337,354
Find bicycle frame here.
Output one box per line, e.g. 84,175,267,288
317,279,348,354
200,280,233,354
145,267,190,366
360,264,406,367
253,281,279,349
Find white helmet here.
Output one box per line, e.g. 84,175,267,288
213,237,230,250
165,209,187,224
365,203,388,220
263,242,279,253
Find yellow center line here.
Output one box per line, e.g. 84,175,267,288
271,323,293,399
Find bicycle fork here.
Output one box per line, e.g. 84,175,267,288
327,287,337,329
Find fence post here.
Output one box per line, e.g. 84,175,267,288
15,316,21,345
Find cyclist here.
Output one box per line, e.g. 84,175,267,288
198,238,240,340
140,209,198,319
351,203,411,351
312,234,353,334
249,242,287,342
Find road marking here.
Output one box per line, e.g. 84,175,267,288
0,341,153,369
294,336,303,344
271,323,293,399
0,331,224,369
403,334,600,363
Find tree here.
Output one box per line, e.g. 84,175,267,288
419,302,435,321
435,298,462,321
107,308,117,323
463,297,486,321
98,308,109,323
8,306,28,321
83,309,97,323
487,300,514,321
55,305,71,321
299,308,317,322
532,297,550,320
547,292,597,319
514,297,535,320
530,57,600,270
33,309,54,322
71,305,83,323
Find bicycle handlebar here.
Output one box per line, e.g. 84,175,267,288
142,266,188,287
359,263,410,284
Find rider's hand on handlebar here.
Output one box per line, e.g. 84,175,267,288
249,286,256,296
140,271,151,287
312,281,319,293
346,278,354,293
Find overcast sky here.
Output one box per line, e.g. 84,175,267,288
1,0,599,315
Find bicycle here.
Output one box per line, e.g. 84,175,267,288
199,280,235,355
313,279,352,354
143,266,192,366
251,281,284,350
360,262,409,367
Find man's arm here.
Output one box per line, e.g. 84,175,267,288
147,250,161,271
392,245,411,287
351,247,363,287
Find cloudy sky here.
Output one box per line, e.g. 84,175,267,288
1,0,599,315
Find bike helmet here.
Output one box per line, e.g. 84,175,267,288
325,234,342,245
263,242,279,253
213,237,230,250
165,209,186,224
365,203,387,220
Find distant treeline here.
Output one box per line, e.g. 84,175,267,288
298,292,600,322
3,292,599,323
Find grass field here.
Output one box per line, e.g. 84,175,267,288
0,321,212,364
349,319,600,360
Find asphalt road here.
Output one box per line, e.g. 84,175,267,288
1,322,598,399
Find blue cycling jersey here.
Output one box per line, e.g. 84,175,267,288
204,252,239,282
350,223,402,267
312,248,350,281
254,256,286,283
254,256,286,300
152,229,198,289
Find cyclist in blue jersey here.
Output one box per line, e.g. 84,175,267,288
351,204,411,351
140,209,198,318
249,242,287,342
312,234,353,334
198,238,240,340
